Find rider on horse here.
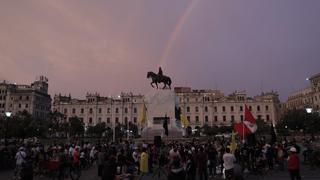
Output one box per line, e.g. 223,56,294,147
158,67,163,77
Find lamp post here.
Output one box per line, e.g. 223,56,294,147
5,112,12,146
306,107,313,135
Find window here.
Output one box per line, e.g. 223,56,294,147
19,104,21,108
72,108,76,114
265,105,269,111
257,115,262,120
214,116,218,122
223,116,226,121
231,106,234,112
25,104,28,108
214,106,217,112
195,116,199,122
19,96,22,100
115,108,119,113
124,117,128,124
187,116,190,122
195,106,199,112
99,108,102,113
107,108,111,113
107,117,110,124
204,106,208,112
0,96,2,100
187,106,190,112
89,108,93,114
89,118,93,124
124,108,128,113
134,108,137,113
231,115,235,122
266,115,270,121
115,117,119,123
257,106,260,111
249,106,252,111
240,115,243,121
222,106,226,112
133,117,137,123
81,108,84,114
98,117,101,123
205,116,208,122
26,96,29,100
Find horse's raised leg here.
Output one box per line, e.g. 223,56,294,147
150,82,154,88
163,83,167,89
155,83,158,89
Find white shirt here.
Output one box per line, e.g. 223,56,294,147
15,151,26,166
223,153,236,170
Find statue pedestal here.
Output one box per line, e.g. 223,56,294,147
140,90,183,140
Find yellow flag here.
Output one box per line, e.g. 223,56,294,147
180,114,189,128
230,131,237,154
139,102,147,124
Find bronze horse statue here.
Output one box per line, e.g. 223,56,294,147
147,71,172,89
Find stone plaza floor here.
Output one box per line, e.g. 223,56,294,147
1,162,320,180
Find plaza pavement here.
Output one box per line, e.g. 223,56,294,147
1,162,320,180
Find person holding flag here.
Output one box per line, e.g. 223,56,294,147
234,105,257,143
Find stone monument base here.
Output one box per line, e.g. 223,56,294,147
140,126,183,140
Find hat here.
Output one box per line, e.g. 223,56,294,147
290,147,297,152
19,147,25,151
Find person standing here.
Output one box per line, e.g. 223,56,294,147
197,146,208,180
207,145,218,177
97,148,104,177
223,148,236,180
139,147,149,179
287,147,301,180
14,147,27,179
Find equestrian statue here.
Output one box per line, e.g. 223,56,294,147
147,67,172,89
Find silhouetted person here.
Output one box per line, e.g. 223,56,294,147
158,67,163,77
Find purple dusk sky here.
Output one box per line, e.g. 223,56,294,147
1,0,320,101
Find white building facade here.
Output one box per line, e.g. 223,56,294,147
53,87,281,129
284,73,320,112
0,76,51,119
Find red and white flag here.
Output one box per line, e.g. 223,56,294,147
234,104,257,138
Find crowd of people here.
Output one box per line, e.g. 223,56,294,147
0,136,317,180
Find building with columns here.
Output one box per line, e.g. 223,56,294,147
284,73,320,112
53,87,281,129
53,92,144,127
175,87,281,128
0,76,51,119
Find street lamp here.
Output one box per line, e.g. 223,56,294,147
306,107,313,114
306,107,313,135
5,112,12,146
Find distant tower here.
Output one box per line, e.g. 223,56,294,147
31,76,49,93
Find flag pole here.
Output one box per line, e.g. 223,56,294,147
242,104,245,144
242,120,245,143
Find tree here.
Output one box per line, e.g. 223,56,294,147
86,122,107,138
202,124,219,136
47,110,66,137
276,109,320,136
128,122,139,138
255,117,270,136
69,116,84,137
